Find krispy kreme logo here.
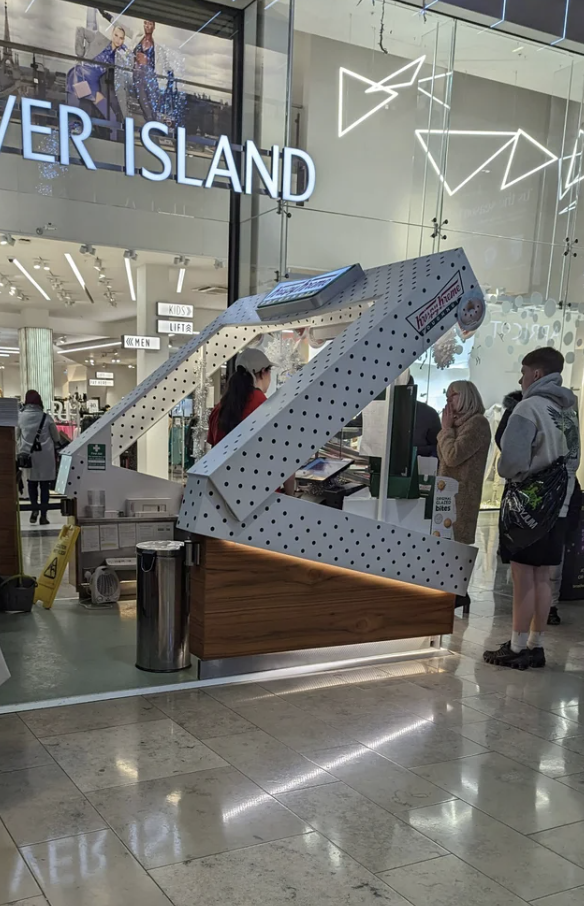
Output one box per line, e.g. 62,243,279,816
407,272,463,336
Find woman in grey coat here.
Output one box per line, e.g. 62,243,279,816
17,391,60,525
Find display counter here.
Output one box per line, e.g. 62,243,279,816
190,536,455,678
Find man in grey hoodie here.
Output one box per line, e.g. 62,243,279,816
484,347,580,670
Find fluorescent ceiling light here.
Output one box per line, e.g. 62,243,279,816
64,253,86,289
124,256,136,302
0,353,9,357
12,259,50,301
59,340,122,354
0,346,18,352
177,268,186,294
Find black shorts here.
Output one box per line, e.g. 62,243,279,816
500,518,567,566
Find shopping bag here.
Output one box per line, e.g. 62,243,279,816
500,458,568,556
35,525,80,610
0,646,10,688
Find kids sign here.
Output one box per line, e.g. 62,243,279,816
0,96,316,203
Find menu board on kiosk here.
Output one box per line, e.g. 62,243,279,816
257,264,365,320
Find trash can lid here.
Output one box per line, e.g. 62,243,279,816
136,541,184,556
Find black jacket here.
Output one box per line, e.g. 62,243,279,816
414,399,441,457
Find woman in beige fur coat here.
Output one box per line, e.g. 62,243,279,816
437,380,491,609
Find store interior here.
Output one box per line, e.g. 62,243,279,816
4,0,584,711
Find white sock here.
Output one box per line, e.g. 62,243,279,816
511,631,529,654
527,631,544,650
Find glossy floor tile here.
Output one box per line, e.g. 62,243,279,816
0,716,53,773
405,800,584,900
146,689,256,739
150,832,414,905
306,744,456,814
0,763,106,846
531,891,584,906
530,821,584,869
0,820,41,904
40,719,228,791
21,829,172,906
202,729,336,794
451,717,584,777
2,513,584,905
87,766,310,868
277,782,447,872
379,853,529,906
412,752,584,834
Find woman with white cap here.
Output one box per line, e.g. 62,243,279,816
208,347,274,446
207,348,295,495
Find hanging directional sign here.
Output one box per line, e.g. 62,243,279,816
123,335,161,350
157,303,194,319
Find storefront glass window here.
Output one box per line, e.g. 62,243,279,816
283,0,584,508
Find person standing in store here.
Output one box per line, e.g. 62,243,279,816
437,380,491,612
207,348,295,496
409,377,441,457
484,348,580,669
17,391,61,525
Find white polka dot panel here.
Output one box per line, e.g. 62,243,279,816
188,250,479,522
177,481,476,597
59,248,481,597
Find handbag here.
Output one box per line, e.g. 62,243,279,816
16,413,46,471
500,457,568,556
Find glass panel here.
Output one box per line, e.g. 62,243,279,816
238,0,294,296
288,0,454,271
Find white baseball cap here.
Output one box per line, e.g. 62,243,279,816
235,347,274,375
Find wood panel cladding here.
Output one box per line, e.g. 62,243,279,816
190,537,455,660
0,427,20,578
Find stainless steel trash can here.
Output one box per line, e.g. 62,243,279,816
136,540,191,673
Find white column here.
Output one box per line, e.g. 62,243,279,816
19,309,54,411
136,264,170,479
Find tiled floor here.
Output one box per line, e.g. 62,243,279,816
1,513,584,904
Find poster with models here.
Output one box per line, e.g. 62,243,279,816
0,0,233,141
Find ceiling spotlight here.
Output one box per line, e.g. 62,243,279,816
98,272,106,281
0,276,5,286
33,258,41,270
0,234,15,246
93,258,103,271
123,249,137,261
79,244,96,256
173,255,190,267
43,261,50,271
9,285,16,296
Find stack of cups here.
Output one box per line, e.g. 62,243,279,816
86,489,106,519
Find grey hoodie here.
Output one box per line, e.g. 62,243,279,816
498,372,580,518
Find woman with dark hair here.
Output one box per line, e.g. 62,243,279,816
17,391,60,525
208,348,295,495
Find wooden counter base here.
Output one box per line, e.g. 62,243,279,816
190,538,455,660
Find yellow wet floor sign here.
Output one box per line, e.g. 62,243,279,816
35,525,80,610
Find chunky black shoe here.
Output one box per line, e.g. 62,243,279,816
527,647,546,668
40,515,50,525
547,607,561,626
483,640,530,670
29,510,39,524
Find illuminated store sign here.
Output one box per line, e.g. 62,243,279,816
123,335,161,350
1,96,316,203
96,372,114,380
89,378,114,387
157,320,197,336
157,303,193,319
